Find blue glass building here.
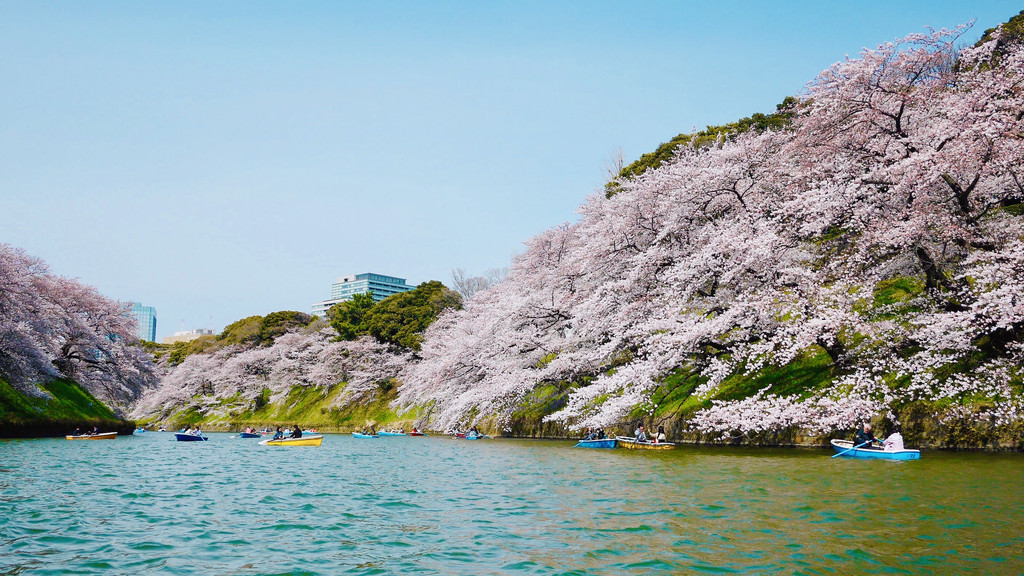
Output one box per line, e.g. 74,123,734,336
312,273,414,317
130,302,158,342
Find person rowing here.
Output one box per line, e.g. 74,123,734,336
290,425,302,439
853,423,880,450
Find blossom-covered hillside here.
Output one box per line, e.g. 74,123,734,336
128,281,459,428
128,325,412,426
397,25,1024,441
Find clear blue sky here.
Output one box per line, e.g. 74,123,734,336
2,1,1019,339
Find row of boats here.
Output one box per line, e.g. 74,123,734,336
67,430,920,459
170,428,436,446
575,437,920,459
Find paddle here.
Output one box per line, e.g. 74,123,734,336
832,440,872,458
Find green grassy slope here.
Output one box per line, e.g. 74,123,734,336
146,382,418,433
0,377,134,437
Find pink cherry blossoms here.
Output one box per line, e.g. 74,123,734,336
0,243,157,411
398,25,1024,436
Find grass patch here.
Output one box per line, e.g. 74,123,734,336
0,377,131,437
510,383,573,421
634,347,836,421
873,276,925,307
0,377,118,422
715,347,834,402
643,369,706,418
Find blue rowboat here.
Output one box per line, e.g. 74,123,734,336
353,432,379,439
379,431,406,436
175,432,208,442
239,432,260,438
465,433,489,440
830,439,920,460
574,438,617,449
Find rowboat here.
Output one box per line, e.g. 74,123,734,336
134,428,146,434
574,438,617,449
238,432,261,438
465,433,489,440
379,431,406,436
175,432,208,442
66,432,117,440
616,436,675,450
352,432,379,439
409,431,426,436
830,439,920,460
259,434,324,447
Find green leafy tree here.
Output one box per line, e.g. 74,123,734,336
219,315,264,346
328,292,377,340
257,311,313,344
362,281,462,350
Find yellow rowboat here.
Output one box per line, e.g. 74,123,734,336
66,432,118,440
616,436,675,450
259,434,323,447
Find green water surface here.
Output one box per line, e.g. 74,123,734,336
1,434,1021,575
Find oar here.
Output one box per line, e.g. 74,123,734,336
832,440,871,458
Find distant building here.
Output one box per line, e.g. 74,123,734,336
162,329,214,344
130,302,158,342
311,273,414,317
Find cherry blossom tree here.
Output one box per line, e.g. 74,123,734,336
0,242,158,409
398,24,1024,436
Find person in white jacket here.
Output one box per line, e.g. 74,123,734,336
883,430,904,451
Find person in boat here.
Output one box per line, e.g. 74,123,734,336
853,423,880,449
192,427,201,436
634,424,647,442
291,425,302,439
597,428,607,439
91,426,99,435
272,426,284,440
656,425,667,443
73,427,82,436
882,427,904,451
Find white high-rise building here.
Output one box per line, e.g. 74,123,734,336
311,273,414,317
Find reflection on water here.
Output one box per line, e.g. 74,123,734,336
1,434,1022,575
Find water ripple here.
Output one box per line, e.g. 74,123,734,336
0,436,1022,574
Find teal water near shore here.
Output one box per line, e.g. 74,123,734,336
1,434,1022,575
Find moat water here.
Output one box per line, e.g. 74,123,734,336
1,433,1022,575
